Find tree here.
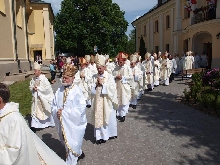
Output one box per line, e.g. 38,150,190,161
54,0,128,57
126,29,135,55
139,36,146,60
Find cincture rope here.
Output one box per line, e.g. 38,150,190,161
59,84,80,158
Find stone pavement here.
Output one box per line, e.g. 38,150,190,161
36,76,220,165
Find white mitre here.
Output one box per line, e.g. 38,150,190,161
85,55,91,62
34,62,41,70
186,51,190,56
158,51,162,56
145,52,151,59
95,54,106,66
105,54,109,60
188,51,193,55
66,57,71,64
130,54,137,63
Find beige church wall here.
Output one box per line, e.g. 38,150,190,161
0,1,15,60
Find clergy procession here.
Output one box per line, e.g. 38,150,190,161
0,50,208,165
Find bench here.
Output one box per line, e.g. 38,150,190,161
182,68,205,80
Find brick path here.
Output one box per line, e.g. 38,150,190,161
36,77,220,165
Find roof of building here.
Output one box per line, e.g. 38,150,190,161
131,0,171,25
30,0,55,19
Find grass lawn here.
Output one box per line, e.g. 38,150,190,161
9,79,32,116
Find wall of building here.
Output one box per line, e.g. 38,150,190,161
0,0,15,60
16,0,28,60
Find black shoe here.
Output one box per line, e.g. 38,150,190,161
132,105,137,109
116,115,121,120
86,105,91,108
31,127,37,133
109,137,115,140
77,152,85,162
100,139,106,143
129,104,132,107
109,136,117,140
119,116,125,122
96,140,102,145
147,88,152,91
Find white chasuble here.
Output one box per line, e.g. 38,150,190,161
184,56,193,70
112,65,132,105
160,59,171,81
87,63,98,76
130,66,143,98
144,60,153,85
29,74,55,128
154,60,161,81
91,71,118,127
0,102,65,165
74,68,92,101
52,85,87,164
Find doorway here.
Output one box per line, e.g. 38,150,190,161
34,50,42,64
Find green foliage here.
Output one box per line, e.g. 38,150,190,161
126,29,135,55
139,36,146,60
9,79,32,116
189,73,203,102
54,0,128,56
183,71,220,117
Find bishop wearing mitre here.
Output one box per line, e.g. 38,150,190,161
129,54,143,109
144,52,154,91
29,62,55,133
112,52,132,122
153,53,161,87
74,57,92,108
135,53,145,100
160,52,171,86
91,54,118,144
52,63,87,165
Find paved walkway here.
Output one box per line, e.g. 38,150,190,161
36,77,220,165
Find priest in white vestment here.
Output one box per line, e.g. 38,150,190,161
87,55,98,76
0,83,65,165
160,53,171,86
174,54,180,74
91,54,118,144
144,52,154,91
29,62,55,133
106,56,116,74
129,54,143,109
183,51,193,77
134,53,145,99
74,57,92,108
169,55,177,83
112,52,132,122
153,53,161,87
52,64,87,165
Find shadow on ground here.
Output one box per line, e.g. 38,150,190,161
132,90,220,164
84,123,96,144
41,133,66,160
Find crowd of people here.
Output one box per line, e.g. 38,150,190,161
0,50,209,165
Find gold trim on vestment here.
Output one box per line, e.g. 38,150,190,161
0,111,16,122
59,84,80,157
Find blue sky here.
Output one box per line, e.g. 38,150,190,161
45,0,157,35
